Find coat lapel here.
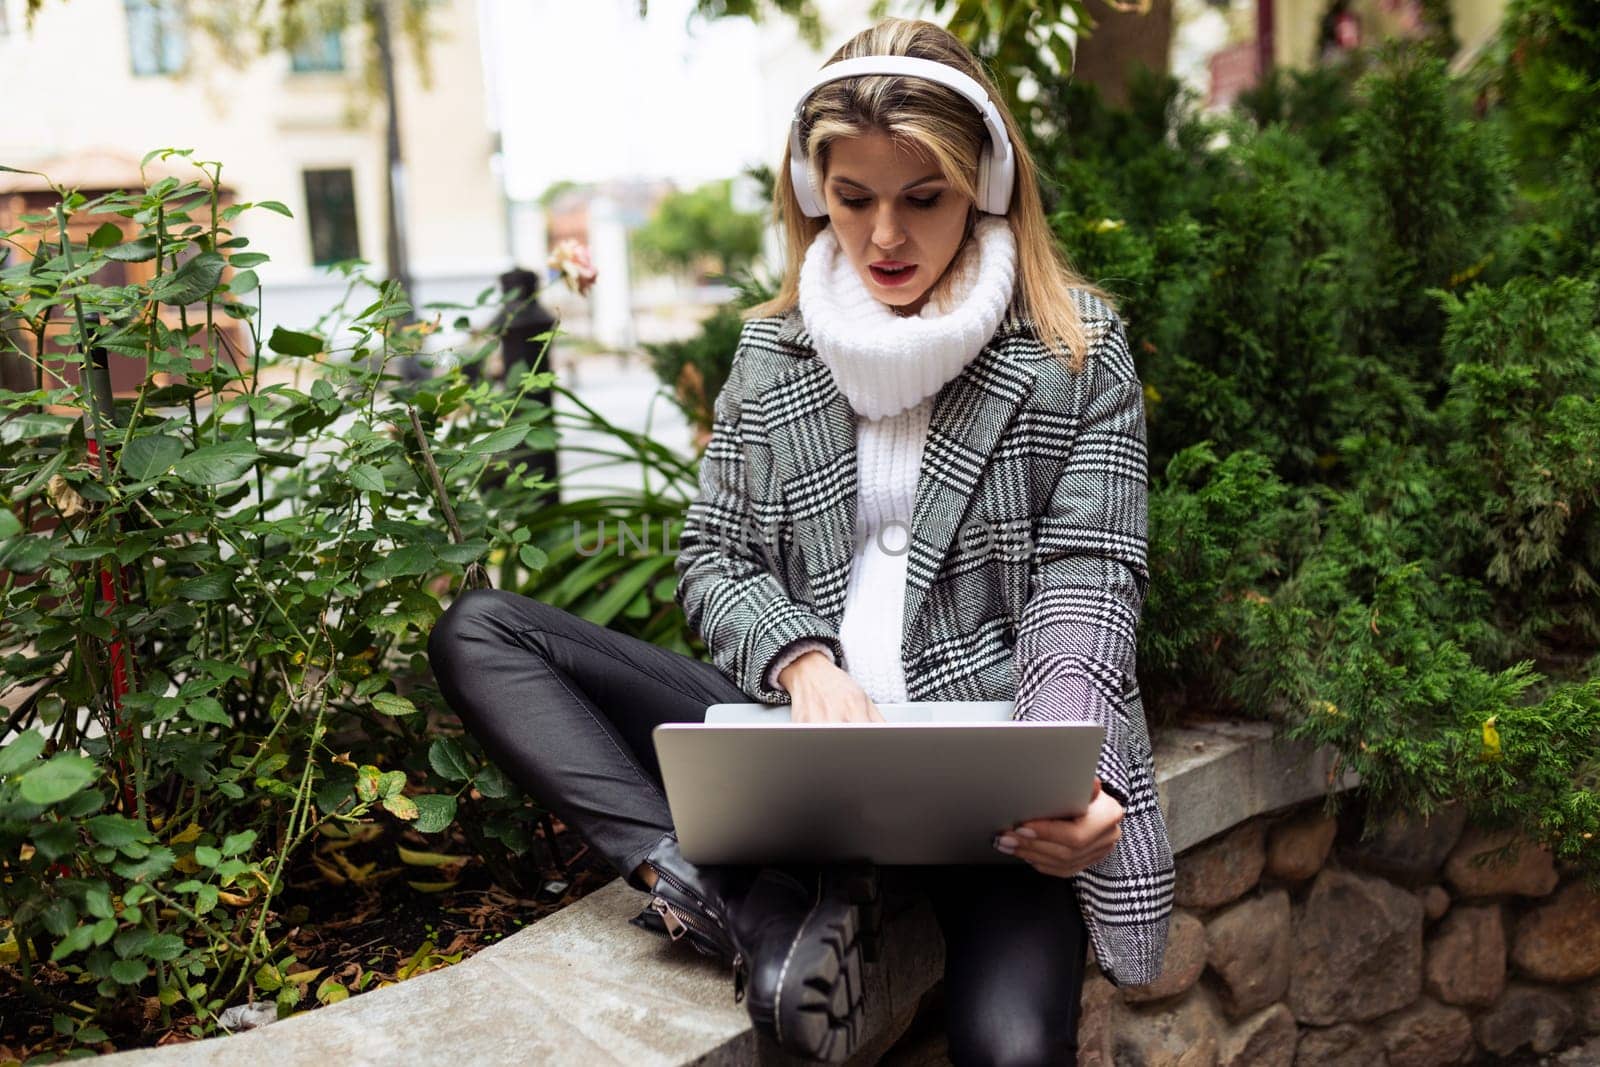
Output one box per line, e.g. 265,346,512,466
770,313,858,624
900,341,1036,651
773,310,1037,654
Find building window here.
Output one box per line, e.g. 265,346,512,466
125,0,187,76
290,28,344,73
303,168,361,267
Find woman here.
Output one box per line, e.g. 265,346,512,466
428,17,1174,1066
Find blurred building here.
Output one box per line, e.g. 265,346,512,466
1179,0,1510,110
1,0,509,350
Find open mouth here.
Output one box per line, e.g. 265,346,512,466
869,263,918,287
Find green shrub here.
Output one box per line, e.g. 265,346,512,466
0,154,572,1044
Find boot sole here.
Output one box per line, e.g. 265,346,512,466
772,892,865,1063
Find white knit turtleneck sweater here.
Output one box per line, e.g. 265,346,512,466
766,215,1018,701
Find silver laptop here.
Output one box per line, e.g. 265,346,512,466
652,701,1105,865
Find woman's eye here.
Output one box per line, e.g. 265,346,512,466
833,193,942,209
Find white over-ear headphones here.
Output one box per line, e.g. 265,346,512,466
788,54,1017,219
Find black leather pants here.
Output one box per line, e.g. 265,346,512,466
426,588,1090,1066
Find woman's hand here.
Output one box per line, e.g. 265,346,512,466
995,778,1124,878
778,651,887,723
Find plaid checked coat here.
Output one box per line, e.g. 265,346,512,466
672,289,1175,987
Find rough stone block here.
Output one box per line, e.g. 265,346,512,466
1173,821,1266,911
1444,827,1559,899
1579,978,1600,1035
1206,889,1291,1018
1218,1003,1296,1067
1292,1022,1389,1067
1344,805,1466,886
1418,884,1451,922
1424,903,1505,1007
1113,985,1226,1067
1475,982,1576,1058
1512,882,1600,984
1266,812,1336,882
1078,970,1118,1067
1376,997,1475,1067
1288,867,1423,1025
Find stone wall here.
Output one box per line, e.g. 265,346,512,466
1078,798,1600,1066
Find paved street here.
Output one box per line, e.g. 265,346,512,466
549,348,697,500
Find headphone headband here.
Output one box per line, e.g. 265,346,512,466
787,54,1017,218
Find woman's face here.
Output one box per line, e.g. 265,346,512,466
822,130,974,316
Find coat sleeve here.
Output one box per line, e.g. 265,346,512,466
674,333,846,705
1011,314,1150,809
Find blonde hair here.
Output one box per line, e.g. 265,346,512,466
747,17,1117,373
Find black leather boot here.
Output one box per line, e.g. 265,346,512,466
735,863,868,1064
636,831,756,981
633,834,877,1063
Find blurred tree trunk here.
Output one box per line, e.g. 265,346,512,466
1070,0,1177,108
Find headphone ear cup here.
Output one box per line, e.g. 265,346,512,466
805,161,826,216
976,149,993,214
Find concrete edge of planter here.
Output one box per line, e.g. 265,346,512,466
97,719,1359,1066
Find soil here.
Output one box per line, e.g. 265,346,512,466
0,816,614,1061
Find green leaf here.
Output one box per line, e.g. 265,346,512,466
427,738,471,782
349,464,385,492
114,928,154,959
222,830,255,856
194,845,220,867
193,659,250,682
229,269,259,296
121,434,186,480
88,222,124,248
411,794,456,833
355,766,380,802
145,933,185,961
175,572,234,602
378,770,407,798
362,545,434,581
256,200,293,218
371,693,418,717
173,441,258,485
83,887,115,920
103,237,159,262
474,763,511,799
0,509,20,539
19,753,96,804
111,959,148,984
464,425,530,455
230,252,270,268
113,846,175,881
154,251,226,306
0,730,46,777
519,544,548,570
185,698,230,726
87,814,149,847
268,326,324,357
51,924,97,961
436,540,490,565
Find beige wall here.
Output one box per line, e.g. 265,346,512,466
2,0,505,285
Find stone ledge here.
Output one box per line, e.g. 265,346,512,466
99,720,1357,1066
1152,720,1360,855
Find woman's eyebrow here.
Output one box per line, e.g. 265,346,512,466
830,174,946,192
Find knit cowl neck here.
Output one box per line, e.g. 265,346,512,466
797,214,1019,420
